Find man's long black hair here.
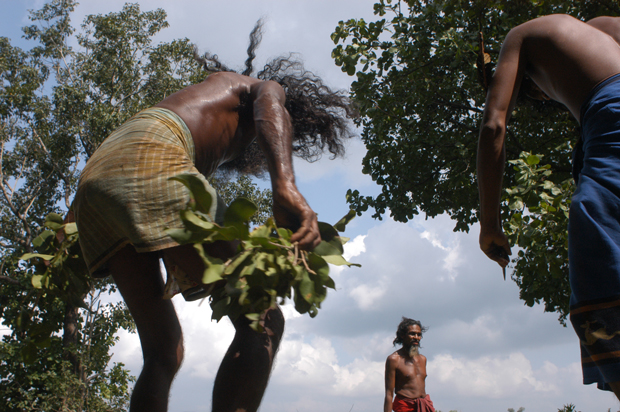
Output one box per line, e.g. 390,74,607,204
193,19,357,176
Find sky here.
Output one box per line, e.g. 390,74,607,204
3,1,620,411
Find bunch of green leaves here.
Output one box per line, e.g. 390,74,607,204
165,174,360,330
504,152,574,324
21,212,90,309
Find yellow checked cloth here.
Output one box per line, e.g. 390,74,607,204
74,107,225,277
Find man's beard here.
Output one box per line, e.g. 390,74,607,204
406,344,419,357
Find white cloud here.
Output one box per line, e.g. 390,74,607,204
344,234,367,260
420,228,464,281
349,282,388,310
430,352,557,398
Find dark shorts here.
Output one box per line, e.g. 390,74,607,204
569,73,620,390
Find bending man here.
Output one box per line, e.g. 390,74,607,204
477,14,620,398
74,22,355,412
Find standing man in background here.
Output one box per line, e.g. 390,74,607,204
384,317,435,412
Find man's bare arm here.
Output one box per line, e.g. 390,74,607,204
477,29,525,267
384,356,397,412
251,81,320,250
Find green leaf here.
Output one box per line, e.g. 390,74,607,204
224,197,258,226
299,271,314,303
46,212,64,224
32,230,54,248
313,240,343,256
211,296,231,321
333,209,357,232
526,154,540,165
245,313,260,321
322,254,361,267
63,222,78,235
307,253,330,281
31,274,50,289
164,227,212,244
169,174,213,214
21,253,55,261
180,209,216,231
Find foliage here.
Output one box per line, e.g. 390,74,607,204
557,404,576,412
211,174,273,226
505,152,573,324
331,0,620,323
0,0,218,408
165,174,359,330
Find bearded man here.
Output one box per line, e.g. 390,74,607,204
73,21,356,412
384,317,435,412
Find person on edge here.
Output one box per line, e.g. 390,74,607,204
477,14,620,399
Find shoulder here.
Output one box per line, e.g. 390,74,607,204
249,79,286,102
386,351,401,366
505,14,584,44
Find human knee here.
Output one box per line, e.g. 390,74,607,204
143,337,184,377
263,306,285,344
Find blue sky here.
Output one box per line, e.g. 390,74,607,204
3,1,620,411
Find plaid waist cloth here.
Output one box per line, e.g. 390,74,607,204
74,107,225,279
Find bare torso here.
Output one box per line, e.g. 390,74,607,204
388,349,427,399
509,14,620,120
477,14,620,269
155,72,262,176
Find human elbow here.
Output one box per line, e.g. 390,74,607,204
479,117,506,144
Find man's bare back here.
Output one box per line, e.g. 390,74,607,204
156,72,265,175
157,71,319,249
486,14,620,124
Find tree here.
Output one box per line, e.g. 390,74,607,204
331,0,620,323
0,1,273,409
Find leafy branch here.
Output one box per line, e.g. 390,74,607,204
165,174,360,330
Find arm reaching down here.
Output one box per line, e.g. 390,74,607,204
384,355,396,412
251,80,320,250
477,29,526,268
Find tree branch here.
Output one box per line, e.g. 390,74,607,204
0,275,21,286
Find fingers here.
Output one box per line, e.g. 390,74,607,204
484,245,511,268
290,215,321,250
480,231,511,268
272,190,321,250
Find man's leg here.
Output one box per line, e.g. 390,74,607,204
163,242,284,412
212,307,285,412
108,244,184,412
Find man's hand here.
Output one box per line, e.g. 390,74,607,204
272,184,321,251
479,227,511,269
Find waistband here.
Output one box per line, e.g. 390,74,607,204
122,106,195,162
580,73,620,124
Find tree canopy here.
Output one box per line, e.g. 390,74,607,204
0,1,272,409
332,0,620,323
